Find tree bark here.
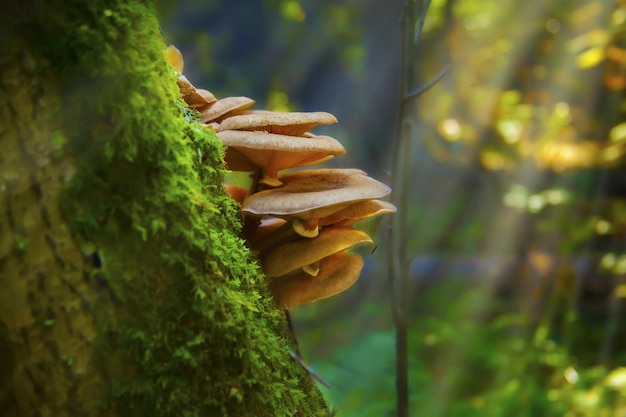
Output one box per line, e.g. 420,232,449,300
0,1,327,416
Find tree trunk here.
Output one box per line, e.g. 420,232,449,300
0,1,328,416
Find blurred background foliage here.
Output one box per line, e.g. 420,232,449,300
158,0,626,415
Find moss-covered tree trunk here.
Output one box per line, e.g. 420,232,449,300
0,1,328,416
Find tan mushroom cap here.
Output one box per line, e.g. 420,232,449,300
318,200,397,227
218,111,338,136
268,252,364,309
262,225,373,277
241,169,391,236
176,76,217,108
199,97,256,123
217,131,345,187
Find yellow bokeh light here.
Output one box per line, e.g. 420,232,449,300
595,219,611,234
605,367,626,390
528,194,545,213
564,366,579,384
497,119,522,144
439,118,462,141
267,90,291,112
280,0,306,22
601,252,616,270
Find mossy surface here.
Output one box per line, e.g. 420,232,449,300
9,0,328,415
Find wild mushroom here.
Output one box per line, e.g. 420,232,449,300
262,225,372,277
317,200,397,227
268,252,364,309
224,184,249,204
218,111,338,137
216,131,345,187
241,169,391,237
175,75,217,108
165,44,184,73
199,96,256,124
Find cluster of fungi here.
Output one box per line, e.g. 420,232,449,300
166,45,396,309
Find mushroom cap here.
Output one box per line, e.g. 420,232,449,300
268,252,364,308
224,184,249,204
218,111,338,136
176,74,195,98
262,225,373,277
318,200,397,227
199,97,256,123
217,131,345,186
241,169,391,219
176,76,217,108
165,45,184,73
185,88,218,109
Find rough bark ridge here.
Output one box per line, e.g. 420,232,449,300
0,1,328,416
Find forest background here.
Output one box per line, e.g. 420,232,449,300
159,0,626,415
2,0,623,416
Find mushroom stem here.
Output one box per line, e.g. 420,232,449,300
248,168,263,195
259,173,282,188
242,216,262,243
292,218,320,238
301,261,320,277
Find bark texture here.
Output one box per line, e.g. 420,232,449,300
0,1,327,416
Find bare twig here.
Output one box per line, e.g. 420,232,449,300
404,64,451,102
387,1,445,417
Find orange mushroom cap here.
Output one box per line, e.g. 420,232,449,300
318,200,397,227
224,184,249,204
262,225,373,277
268,252,365,309
165,45,184,73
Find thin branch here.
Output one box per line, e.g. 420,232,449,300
388,2,447,417
413,0,432,45
404,64,451,101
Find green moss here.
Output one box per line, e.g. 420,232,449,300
19,0,329,415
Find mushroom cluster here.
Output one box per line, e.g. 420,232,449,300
166,45,396,309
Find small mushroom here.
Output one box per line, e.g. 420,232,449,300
241,169,391,237
262,225,373,277
268,252,365,309
224,184,249,204
217,131,346,187
218,111,338,137
176,75,217,108
165,45,184,73
199,97,256,123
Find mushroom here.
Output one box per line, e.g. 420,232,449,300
218,111,338,137
224,184,249,204
176,75,217,108
165,45,184,73
241,169,391,237
268,252,364,309
262,225,373,277
216,131,346,187
318,200,397,227
199,97,256,124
